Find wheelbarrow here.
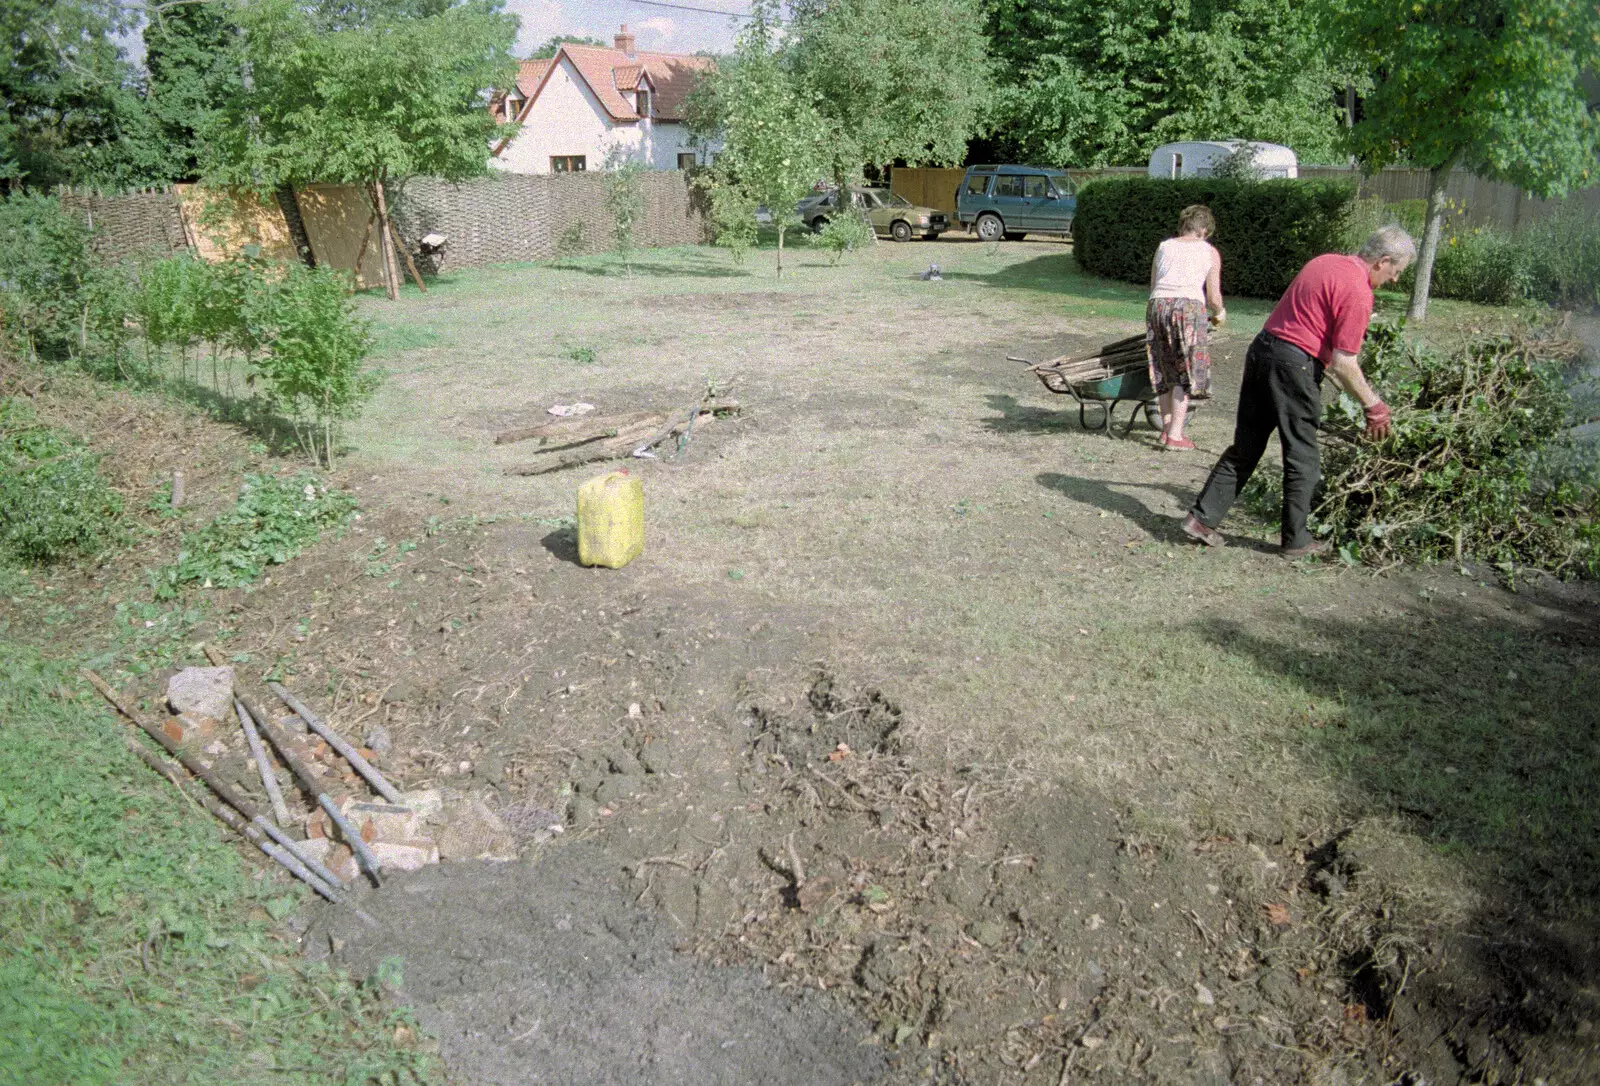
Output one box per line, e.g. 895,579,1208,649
1009,334,1167,434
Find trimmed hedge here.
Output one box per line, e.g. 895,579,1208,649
1071,177,1361,298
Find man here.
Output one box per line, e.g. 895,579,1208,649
1181,226,1416,557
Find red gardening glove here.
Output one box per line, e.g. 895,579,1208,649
1363,400,1392,440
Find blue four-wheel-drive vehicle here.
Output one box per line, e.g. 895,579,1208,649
956,165,1077,242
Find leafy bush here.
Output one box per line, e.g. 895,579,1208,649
603,158,647,272
0,195,96,363
1307,321,1599,576
1072,177,1360,297
704,180,757,264
150,471,356,598
1427,229,1533,306
1522,207,1600,310
816,213,874,264
0,400,123,564
243,263,379,467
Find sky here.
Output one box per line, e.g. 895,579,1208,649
120,1,754,67
504,0,750,56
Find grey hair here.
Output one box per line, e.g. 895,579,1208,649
1358,225,1417,265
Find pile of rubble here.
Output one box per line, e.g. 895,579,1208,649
90,654,548,911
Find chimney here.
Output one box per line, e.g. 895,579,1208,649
614,25,635,55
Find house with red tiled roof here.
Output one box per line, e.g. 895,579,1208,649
489,27,717,175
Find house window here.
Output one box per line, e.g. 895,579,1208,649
551,155,587,173
636,89,651,117
677,152,697,170
504,96,522,121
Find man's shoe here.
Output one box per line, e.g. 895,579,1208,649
1182,514,1225,547
1280,539,1329,559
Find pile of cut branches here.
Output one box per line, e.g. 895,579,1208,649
1307,320,1600,576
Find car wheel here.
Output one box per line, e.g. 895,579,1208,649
810,217,828,234
976,214,1004,242
891,220,912,242
1003,232,1027,241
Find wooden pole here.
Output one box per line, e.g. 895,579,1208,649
83,670,357,909
238,699,291,826
205,646,382,887
388,219,427,293
121,736,346,905
373,178,400,301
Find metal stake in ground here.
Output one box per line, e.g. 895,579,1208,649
203,646,382,888
84,670,365,914
238,699,292,826
268,682,405,805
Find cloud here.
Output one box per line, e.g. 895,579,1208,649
634,16,677,45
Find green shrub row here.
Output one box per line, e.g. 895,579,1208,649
1071,177,1360,298
0,194,381,470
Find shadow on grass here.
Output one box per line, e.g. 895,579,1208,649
158,375,343,462
1193,597,1600,1079
1035,471,1194,538
942,252,1147,302
982,392,1087,435
1200,602,1600,908
983,392,1160,437
557,259,755,281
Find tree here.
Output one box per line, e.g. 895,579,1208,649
1325,0,1600,320
1,0,160,189
788,0,993,186
531,34,603,58
602,153,645,274
982,0,1342,169
704,2,828,276
207,0,518,299
143,0,242,182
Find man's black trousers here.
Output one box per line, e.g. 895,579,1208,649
1190,331,1324,550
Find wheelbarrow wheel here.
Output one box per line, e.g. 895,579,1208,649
1143,401,1164,431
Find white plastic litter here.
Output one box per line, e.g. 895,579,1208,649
547,402,597,417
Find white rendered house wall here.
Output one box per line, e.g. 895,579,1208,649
492,56,718,174
493,56,637,174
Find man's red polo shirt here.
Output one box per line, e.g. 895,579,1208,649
1262,254,1374,363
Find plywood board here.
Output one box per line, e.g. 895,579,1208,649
296,184,387,290
173,185,297,264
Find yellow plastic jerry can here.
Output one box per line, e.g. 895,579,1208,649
576,471,644,568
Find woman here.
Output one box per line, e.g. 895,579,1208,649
1146,205,1225,449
